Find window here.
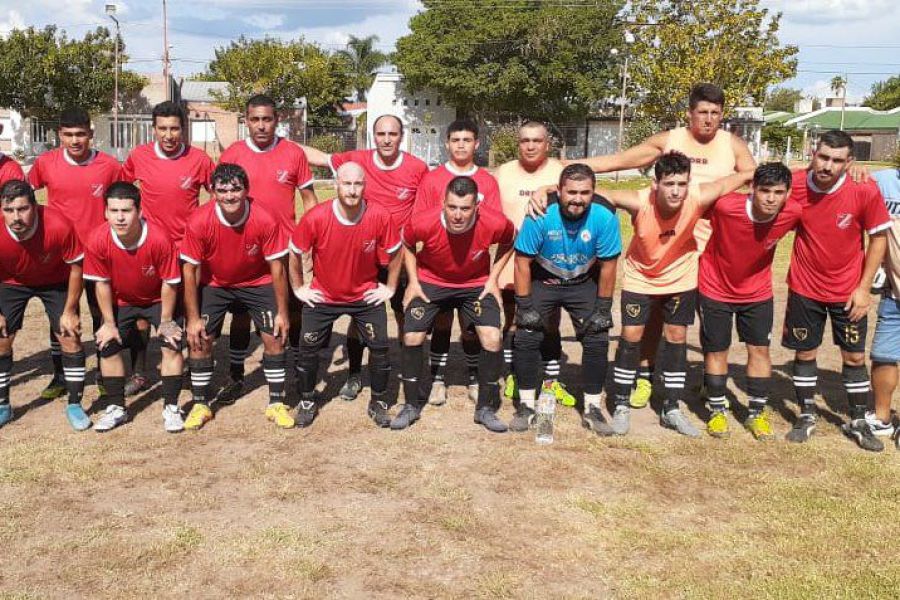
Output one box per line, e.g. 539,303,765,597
108,117,154,149
191,120,216,143
425,99,430,106
414,99,419,107
31,120,56,144
436,97,442,106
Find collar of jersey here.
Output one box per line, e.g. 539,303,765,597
63,148,97,166
332,198,366,225
245,137,279,153
154,142,187,160
440,211,477,234
744,195,777,224
111,219,149,250
7,208,39,242
373,151,404,171
807,171,847,195
444,162,477,176
215,200,250,228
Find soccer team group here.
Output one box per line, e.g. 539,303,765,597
0,82,898,452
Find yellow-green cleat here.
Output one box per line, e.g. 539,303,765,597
707,410,730,438
629,378,652,409
40,377,66,400
503,373,518,400
550,380,576,407
745,411,775,441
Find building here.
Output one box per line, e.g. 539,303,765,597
775,106,900,161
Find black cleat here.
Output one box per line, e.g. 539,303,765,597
581,405,615,437
368,399,392,428
842,419,884,452
474,407,507,433
509,405,535,432
339,373,362,401
785,414,817,443
295,397,319,428
214,378,244,406
390,403,422,430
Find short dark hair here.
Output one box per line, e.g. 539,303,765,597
447,119,479,139
58,107,91,130
445,176,478,202
152,101,187,128
817,129,855,156
688,83,725,110
246,94,277,113
105,181,142,210
0,180,36,205
753,162,793,189
654,151,692,180
211,163,250,192
559,163,595,188
373,114,404,136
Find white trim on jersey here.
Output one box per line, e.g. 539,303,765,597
111,220,149,251
807,171,847,195
745,195,777,224
244,137,279,154
440,211,477,235
82,273,109,282
164,277,182,285
153,142,187,160
373,150,405,172
215,200,250,228
179,253,200,265
7,209,39,242
332,198,367,226
868,221,893,236
265,248,289,261
444,162,478,177
63,148,98,167
64,252,85,265
385,240,402,255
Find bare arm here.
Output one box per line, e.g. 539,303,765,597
59,263,84,337
384,247,403,291
731,134,757,172
269,259,289,319
566,131,668,172
299,187,319,215
182,262,201,322
697,170,755,209
298,144,331,168
160,282,178,322
513,253,534,298
595,188,644,216
288,250,305,290
597,257,618,298
846,232,887,321
94,281,116,326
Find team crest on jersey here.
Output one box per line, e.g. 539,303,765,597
276,169,290,184
362,240,376,253
792,327,808,341
39,252,53,264
141,265,157,278
625,303,641,318
245,243,260,256
836,213,853,230
91,184,105,198
580,230,592,243
179,176,194,190
397,188,413,201
410,306,425,320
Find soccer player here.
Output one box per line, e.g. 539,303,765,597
510,164,621,435
83,182,185,433
869,164,900,448
495,121,571,406
288,162,401,428
179,163,292,430
0,180,89,431
121,100,214,397
394,175,515,432
782,130,891,451
0,126,25,184
698,163,802,439
218,94,317,403
27,107,121,401
300,114,428,401
413,118,503,405
605,152,753,437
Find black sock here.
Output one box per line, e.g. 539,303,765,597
612,340,640,406
402,344,425,407
660,341,687,412
637,365,652,382
476,349,502,410
262,352,287,405
746,376,769,414
188,357,214,405
462,335,481,383
129,327,150,373
296,350,319,396
347,336,364,376
842,364,871,421
161,375,182,407
369,348,392,406
49,334,63,380
792,359,818,416
704,373,728,412
502,331,514,376
61,351,86,405
103,375,126,409
581,337,608,397
0,353,11,404
228,348,247,382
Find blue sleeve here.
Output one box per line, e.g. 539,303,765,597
514,216,544,256
594,211,622,259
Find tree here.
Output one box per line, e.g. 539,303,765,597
394,0,623,122
337,35,389,101
830,75,847,98
205,36,351,127
0,25,146,119
626,0,797,125
761,122,802,157
765,87,802,112
863,76,900,111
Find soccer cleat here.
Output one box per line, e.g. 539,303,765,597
65,404,92,431
214,378,244,406
367,399,392,428
339,373,362,401
428,380,447,406
265,402,295,429
611,404,631,436
162,404,185,433
184,403,213,431
0,403,11,428
124,373,150,397
390,403,422,430
40,377,67,400
744,411,775,441
629,378,652,409
295,398,319,428
706,410,730,438
474,407,508,433
785,414,816,443
842,419,884,452
550,380,576,407
467,382,479,404
661,407,701,438
94,404,128,432
503,374,519,400
508,404,535,432
864,411,895,438
582,405,615,437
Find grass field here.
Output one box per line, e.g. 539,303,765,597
5,174,898,599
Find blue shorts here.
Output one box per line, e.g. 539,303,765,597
871,297,900,363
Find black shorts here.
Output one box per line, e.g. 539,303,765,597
404,282,501,333
531,278,607,341
378,266,407,314
116,303,183,350
621,289,697,327
782,290,867,353
698,293,773,353
200,285,279,337
0,283,68,335
301,301,388,352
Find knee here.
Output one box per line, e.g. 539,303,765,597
663,325,687,344
478,328,501,352
842,354,866,369
261,334,284,354
58,336,82,354
403,331,426,347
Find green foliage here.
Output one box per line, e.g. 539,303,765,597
394,0,623,121
308,134,345,178
488,124,520,167
627,0,797,125
0,25,146,119
761,122,803,156
830,75,847,97
765,87,802,112
863,76,900,111
206,36,351,127
624,116,661,152
336,35,389,101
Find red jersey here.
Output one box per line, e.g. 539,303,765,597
0,155,24,186
180,200,287,288
219,137,314,231
329,149,428,230
0,206,83,287
414,163,502,213
121,142,214,243
700,193,802,303
787,170,891,303
83,220,180,307
27,149,121,244
402,207,515,288
291,199,400,304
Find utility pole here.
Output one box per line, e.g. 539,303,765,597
163,0,171,101
105,4,120,157
840,74,848,131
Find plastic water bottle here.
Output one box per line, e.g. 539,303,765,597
535,380,556,445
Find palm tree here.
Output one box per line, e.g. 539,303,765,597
337,35,389,101
830,75,847,98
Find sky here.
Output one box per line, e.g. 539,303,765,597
0,0,897,106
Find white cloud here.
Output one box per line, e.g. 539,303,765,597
801,79,866,105
242,13,285,30
763,0,894,24
0,9,25,36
